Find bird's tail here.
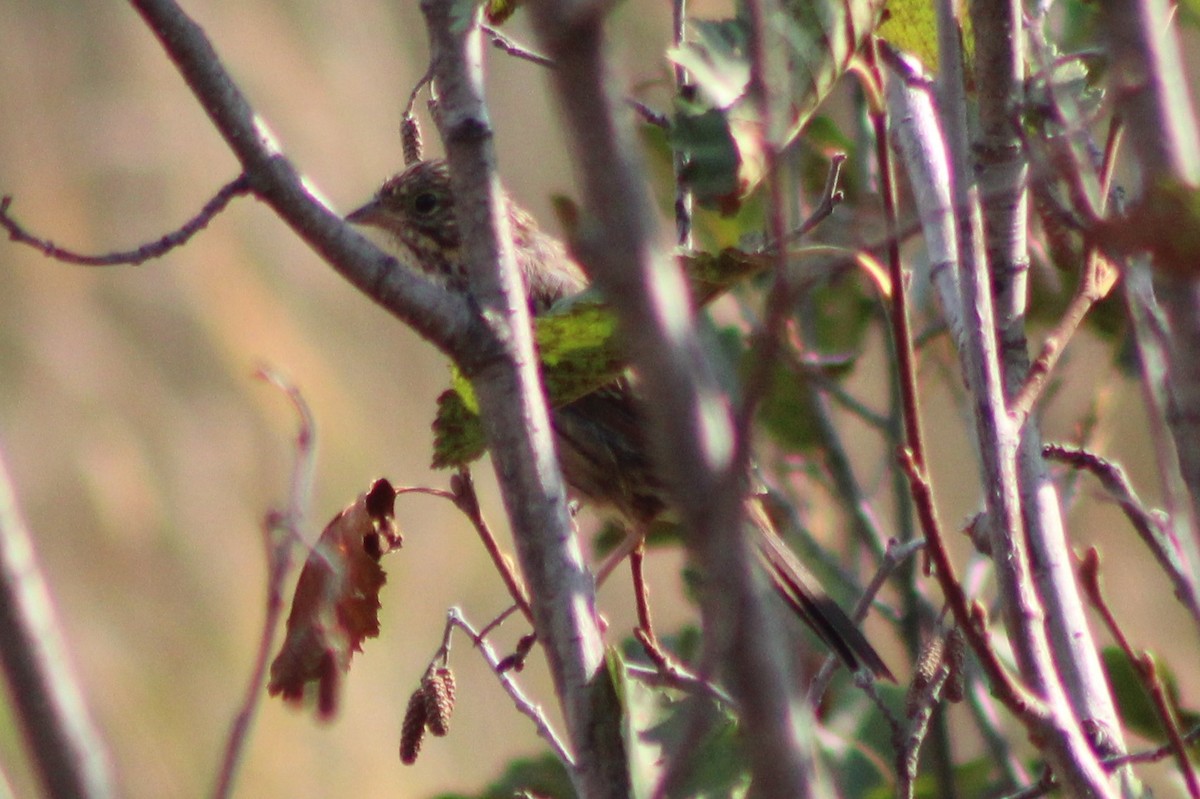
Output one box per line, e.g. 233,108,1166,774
748,498,894,682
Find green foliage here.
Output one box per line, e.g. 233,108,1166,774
670,17,750,110
429,250,772,469
1102,646,1200,749
430,295,625,469
890,758,996,799
640,695,748,798
535,299,626,404
774,0,886,143
431,386,486,469
756,362,823,452
669,103,744,214
875,0,975,72
809,276,876,354
592,518,683,559
663,0,885,216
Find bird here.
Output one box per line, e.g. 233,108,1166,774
347,158,892,680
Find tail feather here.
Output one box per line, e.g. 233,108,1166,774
751,505,894,682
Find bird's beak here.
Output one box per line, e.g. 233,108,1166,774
345,198,384,227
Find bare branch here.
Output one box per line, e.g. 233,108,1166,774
1,174,250,266
896,2,1118,791
128,0,480,361
1078,551,1200,796
1044,443,1200,626
447,469,533,623
1098,0,1200,597
212,368,317,799
480,25,554,68
415,2,625,797
446,608,574,767
526,0,825,793
0,449,117,799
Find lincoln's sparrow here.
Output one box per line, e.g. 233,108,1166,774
348,159,891,679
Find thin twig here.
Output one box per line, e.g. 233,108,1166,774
403,68,434,119
669,0,693,245
892,646,951,799
476,603,522,642
896,452,1042,718
480,24,555,68
626,98,670,130
766,155,847,253
1078,550,1200,797
212,368,317,799
624,663,735,707
1002,724,1200,799
392,476,534,624
1,174,251,266
629,542,669,669
1007,118,1123,428
446,608,574,766
449,468,534,623
1044,443,1200,623
130,0,479,360
734,155,848,453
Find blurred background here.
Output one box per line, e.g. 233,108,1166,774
1,1,1197,797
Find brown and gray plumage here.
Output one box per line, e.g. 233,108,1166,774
345,159,587,313
347,159,892,680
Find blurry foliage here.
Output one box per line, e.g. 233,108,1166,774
1102,647,1200,750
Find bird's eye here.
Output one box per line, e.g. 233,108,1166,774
412,192,439,215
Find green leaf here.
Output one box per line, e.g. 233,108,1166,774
1102,646,1200,746
536,298,626,405
669,18,750,110
756,363,822,452
669,103,743,214
810,275,875,354
429,250,772,469
608,647,659,798
593,518,683,559
901,757,994,799
484,0,518,24
875,0,975,73
641,694,747,798
431,388,487,469
774,0,887,145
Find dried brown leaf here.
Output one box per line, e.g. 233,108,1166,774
267,478,401,719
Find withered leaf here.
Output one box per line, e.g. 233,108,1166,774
267,478,401,719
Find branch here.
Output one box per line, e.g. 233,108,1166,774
1044,443,1200,626
390,480,534,625
0,448,117,799
885,24,1116,794
1098,0,1200,593
480,25,554,68
127,2,620,792
446,609,574,767
971,0,1127,766
1078,551,1200,797
525,0,824,795
212,368,317,799
1,174,250,266
415,3,625,798
128,0,480,362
